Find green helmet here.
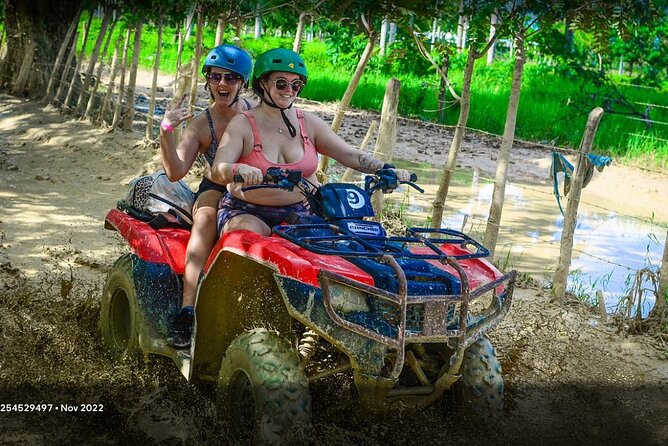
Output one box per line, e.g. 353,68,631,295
251,48,307,97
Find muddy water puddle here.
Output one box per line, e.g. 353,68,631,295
343,161,667,317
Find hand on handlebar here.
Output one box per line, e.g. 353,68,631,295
232,164,263,185
392,168,411,183
366,168,423,194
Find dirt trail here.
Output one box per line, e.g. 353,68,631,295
0,90,667,445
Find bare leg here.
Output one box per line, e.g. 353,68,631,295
181,190,222,308
222,213,271,236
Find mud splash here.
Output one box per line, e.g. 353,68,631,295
1,95,667,445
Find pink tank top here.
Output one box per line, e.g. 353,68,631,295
238,109,319,177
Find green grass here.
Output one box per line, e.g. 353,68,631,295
76,15,668,168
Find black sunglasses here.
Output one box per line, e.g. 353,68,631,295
207,72,242,85
271,77,305,92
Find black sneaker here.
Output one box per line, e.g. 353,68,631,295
167,306,194,348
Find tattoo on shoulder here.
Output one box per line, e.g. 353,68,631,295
358,153,384,173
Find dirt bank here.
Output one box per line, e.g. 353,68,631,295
0,93,667,445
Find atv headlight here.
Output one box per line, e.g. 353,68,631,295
329,285,370,314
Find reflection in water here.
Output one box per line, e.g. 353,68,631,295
346,162,666,317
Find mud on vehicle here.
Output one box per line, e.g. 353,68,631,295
101,167,515,443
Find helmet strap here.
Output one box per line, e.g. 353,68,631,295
261,84,297,137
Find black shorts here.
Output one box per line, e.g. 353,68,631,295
195,177,227,199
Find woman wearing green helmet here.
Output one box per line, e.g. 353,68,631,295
210,48,410,236
159,44,256,348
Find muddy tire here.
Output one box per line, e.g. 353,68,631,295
217,328,311,445
100,254,140,362
458,336,504,421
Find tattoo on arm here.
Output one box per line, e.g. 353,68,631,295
357,153,384,173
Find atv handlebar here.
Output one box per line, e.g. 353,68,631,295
235,166,422,195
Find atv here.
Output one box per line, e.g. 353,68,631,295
101,167,515,443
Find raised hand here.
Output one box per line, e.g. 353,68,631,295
161,94,194,129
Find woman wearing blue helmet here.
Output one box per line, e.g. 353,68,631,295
159,44,255,348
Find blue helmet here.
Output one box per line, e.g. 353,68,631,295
202,45,252,83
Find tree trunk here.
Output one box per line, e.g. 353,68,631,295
293,12,308,53
0,0,83,96
63,11,94,108
430,18,438,52
13,41,37,95
84,17,117,120
371,78,401,218
235,17,243,39
341,120,378,183
438,54,450,123
487,10,499,65
215,16,227,46
551,107,604,305
189,9,204,113
97,33,122,123
317,34,376,177
388,22,396,44
45,9,81,100
308,16,314,42
146,14,164,140
174,30,184,89
379,17,388,56
431,50,475,229
650,230,668,318
112,27,132,129
483,31,526,259
564,18,574,53
254,3,263,39
121,20,143,131
75,8,111,114
184,7,195,41
54,29,79,104
456,0,465,52
76,8,112,113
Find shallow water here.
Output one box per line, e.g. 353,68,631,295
345,162,666,317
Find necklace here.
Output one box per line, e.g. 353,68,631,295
262,111,287,133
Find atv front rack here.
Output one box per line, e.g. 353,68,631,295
273,223,515,384
273,225,490,260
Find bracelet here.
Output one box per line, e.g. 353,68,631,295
160,121,175,133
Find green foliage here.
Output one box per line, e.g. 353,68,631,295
76,5,668,166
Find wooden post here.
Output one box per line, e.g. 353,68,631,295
46,10,80,100
652,229,668,317
54,29,79,104
146,14,164,140
551,107,604,306
121,20,143,130
317,34,376,177
341,120,378,183
370,78,400,219
84,18,118,120
189,8,204,114
64,12,94,108
596,290,607,323
13,41,37,95
97,34,121,123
